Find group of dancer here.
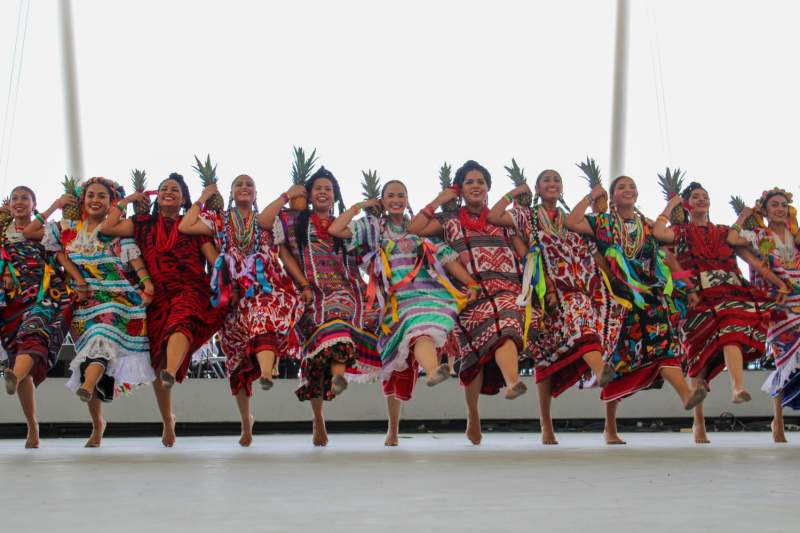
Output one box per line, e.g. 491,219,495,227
1,161,798,449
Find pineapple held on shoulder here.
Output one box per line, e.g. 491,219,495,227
657,167,687,225
130,168,151,216
61,175,83,221
504,158,531,207
290,146,318,212
360,169,383,218
438,162,458,214
576,157,607,214
729,195,759,230
0,196,12,229
193,154,224,212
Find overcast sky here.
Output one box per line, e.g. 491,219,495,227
1,0,798,222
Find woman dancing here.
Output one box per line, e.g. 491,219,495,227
99,173,226,447
1,186,72,448
178,175,304,446
489,170,626,444
409,160,528,445
330,179,479,446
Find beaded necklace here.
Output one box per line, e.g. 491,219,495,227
231,207,256,252
612,208,645,259
310,212,332,242
155,214,180,253
458,207,489,232
537,205,566,238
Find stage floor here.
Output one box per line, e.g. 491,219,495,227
1,432,796,532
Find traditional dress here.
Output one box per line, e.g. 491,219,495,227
512,206,625,397
347,215,463,400
44,220,153,400
201,209,303,397
742,227,800,409
274,211,380,401
0,222,71,386
586,212,681,402
132,214,226,381
438,208,526,395
672,223,771,383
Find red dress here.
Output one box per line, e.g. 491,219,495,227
133,214,226,382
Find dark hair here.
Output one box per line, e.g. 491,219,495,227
295,166,346,254
454,160,491,190
380,179,414,217
10,185,36,205
228,174,258,211
83,178,116,200
534,169,560,187
533,169,570,212
153,173,192,215
609,175,635,197
680,181,706,201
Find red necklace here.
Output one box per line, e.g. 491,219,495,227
687,222,727,260
310,213,332,241
458,207,489,232
155,214,181,252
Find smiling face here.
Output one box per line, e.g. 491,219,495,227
157,179,184,210
765,194,789,225
685,187,710,218
610,176,638,209
309,177,334,212
231,174,256,207
381,181,408,217
535,170,563,203
84,182,112,219
10,187,35,219
461,169,489,208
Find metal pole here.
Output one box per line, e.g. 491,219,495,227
609,0,629,182
59,0,84,178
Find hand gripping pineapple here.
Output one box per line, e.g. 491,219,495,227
576,157,607,213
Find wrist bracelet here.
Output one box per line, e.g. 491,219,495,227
584,193,593,203
353,202,363,215
139,275,151,285
467,283,481,291
657,214,669,222
33,210,46,224
730,223,742,233
504,193,514,203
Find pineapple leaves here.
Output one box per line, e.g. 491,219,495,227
291,146,318,185
576,157,602,187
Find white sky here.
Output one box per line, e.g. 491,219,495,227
1,0,798,223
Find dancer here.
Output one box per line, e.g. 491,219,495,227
489,170,626,444
1,186,72,448
329,179,480,446
409,160,529,445
732,188,798,442
654,181,776,443
566,176,707,412
26,178,154,447
266,167,379,446
98,173,226,447
178,175,304,447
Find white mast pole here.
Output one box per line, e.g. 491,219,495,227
59,0,84,178
609,0,630,182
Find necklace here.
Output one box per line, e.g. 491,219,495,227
231,207,256,251
155,214,180,252
310,212,332,242
613,210,644,259
772,227,798,267
687,222,726,260
458,207,489,232
537,205,566,238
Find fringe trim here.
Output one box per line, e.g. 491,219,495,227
762,352,800,397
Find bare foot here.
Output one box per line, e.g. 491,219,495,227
239,415,255,447
466,415,482,445
504,381,527,400
24,421,39,449
161,414,176,448
541,430,559,445
312,417,328,447
331,375,348,396
85,418,107,448
259,377,273,391
4,370,18,395
771,420,788,443
384,432,399,446
683,387,707,410
732,389,751,404
603,431,626,445
692,424,710,444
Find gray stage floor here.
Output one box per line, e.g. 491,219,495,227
1,432,796,532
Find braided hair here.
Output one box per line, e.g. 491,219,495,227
295,167,346,254
152,173,192,215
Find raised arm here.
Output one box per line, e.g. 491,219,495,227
22,194,77,240
178,185,216,236
488,184,529,228
566,184,605,236
726,207,754,247
257,185,306,231
408,188,457,237
98,191,148,238
329,199,380,239
653,196,681,244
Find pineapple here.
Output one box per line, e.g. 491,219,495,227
62,175,82,221
438,162,458,213
290,146,318,211
0,196,11,228
729,195,759,230
576,157,607,213
504,158,531,207
360,169,383,217
657,167,687,224
192,154,224,212
130,168,150,216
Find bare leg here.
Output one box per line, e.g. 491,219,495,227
152,377,176,447
660,366,706,409
723,344,750,403
85,396,106,448
464,371,483,445
448,354,457,376
5,354,34,395
414,337,449,386
385,395,401,446
16,376,39,448
691,374,710,444
256,349,276,390
495,339,526,399
161,332,190,386
311,394,328,446
583,350,614,387
603,400,625,445
536,376,558,445
330,361,348,396
78,362,106,400
771,394,787,443
235,390,255,447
